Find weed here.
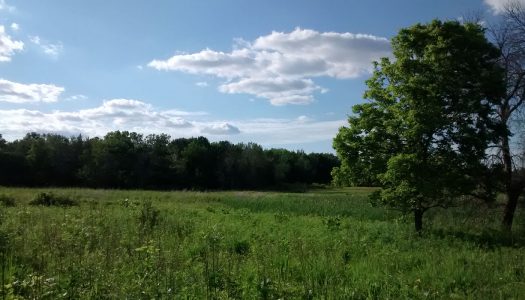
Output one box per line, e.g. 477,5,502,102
138,200,160,232
231,240,250,256
29,192,78,207
0,194,15,207
323,216,341,230
342,250,351,264
0,187,522,298
274,212,290,223
258,277,276,300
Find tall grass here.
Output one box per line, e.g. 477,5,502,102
0,186,523,298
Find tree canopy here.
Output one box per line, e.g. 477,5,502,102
333,20,505,231
0,131,338,191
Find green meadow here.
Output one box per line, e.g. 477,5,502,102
0,187,524,299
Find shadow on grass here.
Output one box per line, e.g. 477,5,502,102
431,228,525,248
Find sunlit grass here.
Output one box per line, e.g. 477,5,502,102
0,186,523,299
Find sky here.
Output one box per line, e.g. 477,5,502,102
0,0,521,153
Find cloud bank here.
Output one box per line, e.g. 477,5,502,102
1,99,217,138
0,99,343,149
0,78,64,103
149,28,390,105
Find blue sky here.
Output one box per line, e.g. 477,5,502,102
0,0,518,152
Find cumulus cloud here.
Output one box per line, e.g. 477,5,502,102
71,99,193,128
149,48,257,78
0,99,197,139
0,99,344,150
485,0,525,13
200,123,241,135
0,78,64,103
10,23,18,31
148,28,390,105
30,35,63,58
252,29,390,78
195,81,208,87
219,77,320,105
0,25,23,62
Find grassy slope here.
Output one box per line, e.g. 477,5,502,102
0,187,524,299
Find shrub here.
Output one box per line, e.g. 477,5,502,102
29,192,78,207
138,200,160,231
323,216,341,230
0,194,16,207
231,240,250,256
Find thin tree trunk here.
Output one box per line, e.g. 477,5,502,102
501,132,518,232
502,191,520,231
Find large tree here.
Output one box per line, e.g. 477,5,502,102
488,1,525,232
334,20,505,232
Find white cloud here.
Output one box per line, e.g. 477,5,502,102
485,0,525,13
200,123,240,135
0,78,64,103
219,77,320,105
148,28,390,105
149,48,257,78
0,99,197,139
64,94,88,101
196,81,208,87
0,25,23,62
73,99,194,129
10,23,18,31
296,115,312,123
0,99,345,149
30,35,63,58
163,109,208,116
252,29,390,78
0,0,14,12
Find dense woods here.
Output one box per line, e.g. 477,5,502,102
0,132,338,190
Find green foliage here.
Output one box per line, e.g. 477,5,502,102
29,192,78,207
230,240,250,256
0,194,15,207
323,215,342,230
0,131,339,190
138,200,160,233
334,20,505,231
0,187,523,298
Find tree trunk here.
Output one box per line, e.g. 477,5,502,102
502,191,520,231
501,132,518,232
414,208,423,233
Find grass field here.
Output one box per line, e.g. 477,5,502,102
0,187,524,299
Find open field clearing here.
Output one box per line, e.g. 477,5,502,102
0,187,523,299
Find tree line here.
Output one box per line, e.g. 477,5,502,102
0,132,338,190
333,4,525,233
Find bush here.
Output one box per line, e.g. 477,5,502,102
138,200,160,231
29,192,78,207
231,240,250,256
0,194,16,207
